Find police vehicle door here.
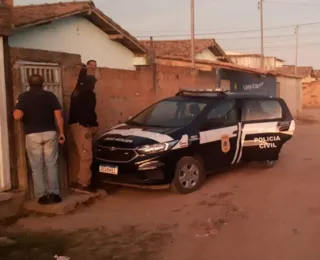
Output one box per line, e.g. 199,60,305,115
199,99,240,170
238,98,285,162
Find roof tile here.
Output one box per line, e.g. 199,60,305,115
13,1,92,27
140,39,215,58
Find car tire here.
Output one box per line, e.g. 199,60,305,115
264,160,276,168
170,156,206,194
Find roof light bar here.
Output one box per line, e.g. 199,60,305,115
176,88,229,97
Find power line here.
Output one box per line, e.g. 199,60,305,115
224,41,320,52
216,32,320,41
265,0,320,6
135,21,320,38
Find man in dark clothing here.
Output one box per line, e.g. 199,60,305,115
13,74,65,205
69,75,98,192
87,60,97,68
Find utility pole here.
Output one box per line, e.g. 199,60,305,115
191,0,195,70
259,0,264,69
295,25,299,75
150,36,157,92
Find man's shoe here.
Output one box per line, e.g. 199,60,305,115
38,195,49,205
48,193,62,204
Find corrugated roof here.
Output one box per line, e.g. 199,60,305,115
140,39,232,63
12,1,146,55
275,65,314,78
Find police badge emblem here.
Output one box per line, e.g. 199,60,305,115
221,135,231,153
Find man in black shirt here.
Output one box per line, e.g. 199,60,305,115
14,74,65,205
69,75,98,192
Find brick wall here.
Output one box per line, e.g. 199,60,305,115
93,65,217,131
302,81,320,108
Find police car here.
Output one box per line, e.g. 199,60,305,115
93,89,295,194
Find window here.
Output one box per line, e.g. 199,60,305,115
130,99,207,128
206,100,238,124
243,99,282,121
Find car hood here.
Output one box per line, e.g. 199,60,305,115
95,123,182,148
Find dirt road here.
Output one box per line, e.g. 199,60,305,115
3,109,320,260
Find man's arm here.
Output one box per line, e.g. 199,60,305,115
13,95,25,120
54,110,65,143
13,109,24,120
88,92,98,127
50,93,65,144
54,110,64,135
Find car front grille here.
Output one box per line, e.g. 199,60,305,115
96,146,138,163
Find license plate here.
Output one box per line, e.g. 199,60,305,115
99,165,118,175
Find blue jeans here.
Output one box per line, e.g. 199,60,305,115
25,131,60,198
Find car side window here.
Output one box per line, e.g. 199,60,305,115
243,99,283,121
206,100,238,124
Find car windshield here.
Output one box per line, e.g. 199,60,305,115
129,99,208,128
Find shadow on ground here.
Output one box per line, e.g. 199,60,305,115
0,225,172,260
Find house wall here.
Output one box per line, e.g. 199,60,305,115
195,49,217,61
276,76,302,117
9,16,136,70
229,56,278,70
302,81,320,108
302,75,315,84
275,60,285,68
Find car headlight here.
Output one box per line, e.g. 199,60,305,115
137,141,177,155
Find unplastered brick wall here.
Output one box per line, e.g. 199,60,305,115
302,81,320,108
94,65,217,131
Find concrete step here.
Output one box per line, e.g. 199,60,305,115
0,192,25,221
23,190,107,215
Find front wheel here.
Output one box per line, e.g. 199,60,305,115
264,160,277,168
170,156,206,194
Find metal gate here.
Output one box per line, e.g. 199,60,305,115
19,61,63,105
17,61,68,198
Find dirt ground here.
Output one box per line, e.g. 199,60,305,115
2,109,320,260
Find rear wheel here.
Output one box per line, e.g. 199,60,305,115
170,156,206,194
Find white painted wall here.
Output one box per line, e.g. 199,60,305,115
229,56,282,70
277,76,302,117
275,60,285,68
195,49,217,61
9,16,136,70
0,37,11,192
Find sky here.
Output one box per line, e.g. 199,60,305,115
14,0,320,68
